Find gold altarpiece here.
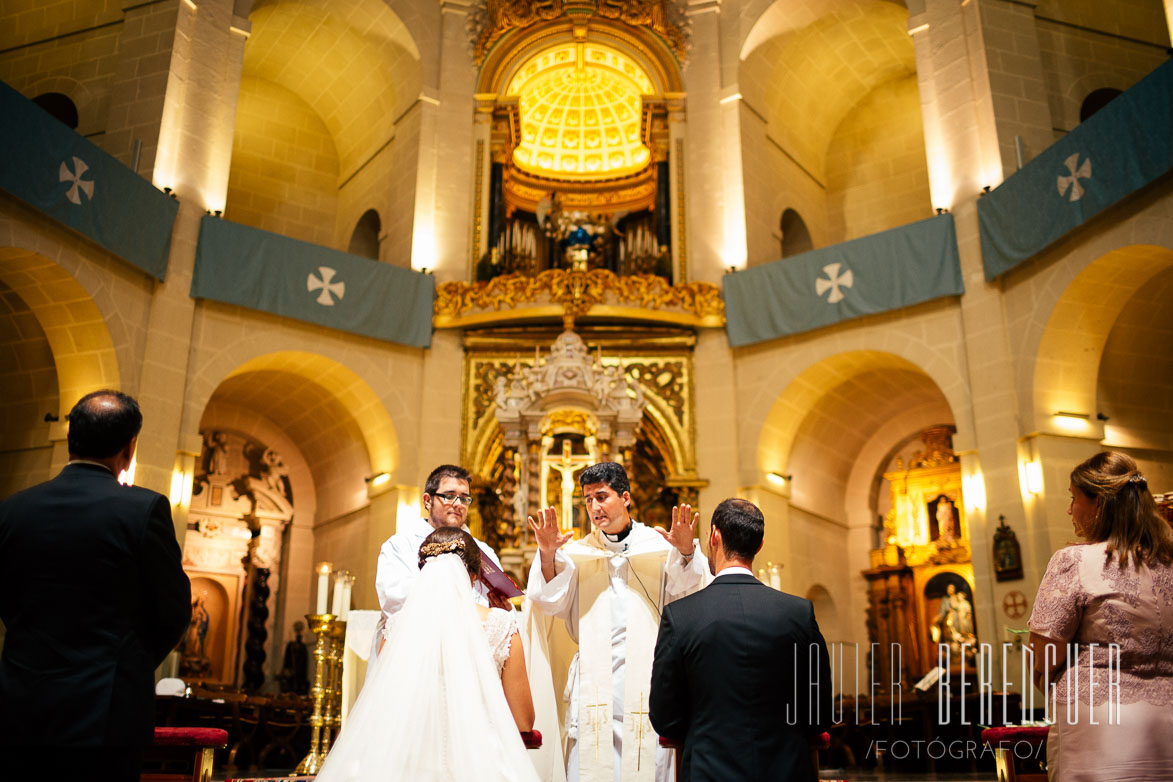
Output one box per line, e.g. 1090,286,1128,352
863,427,976,691
458,324,704,583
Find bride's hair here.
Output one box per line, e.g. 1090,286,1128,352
418,526,482,576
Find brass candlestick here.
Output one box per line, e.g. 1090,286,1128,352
294,613,335,775
319,619,347,752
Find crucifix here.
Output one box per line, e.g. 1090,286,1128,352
547,437,594,531
628,692,651,770
584,686,609,763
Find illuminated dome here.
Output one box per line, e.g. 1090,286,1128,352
508,42,654,180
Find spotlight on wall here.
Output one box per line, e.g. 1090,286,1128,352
936,207,950,215
766,471,792,488
365,472,390,488
1096,412,1110,421
43,412,59,422
1053,411,1090,433
726,266,737,274
1023,460,1043,495
980,185,992,197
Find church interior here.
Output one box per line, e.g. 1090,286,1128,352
2,0,1172,777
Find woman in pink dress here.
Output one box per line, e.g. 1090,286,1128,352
1028,451,1173,781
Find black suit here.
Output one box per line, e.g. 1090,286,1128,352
649,573,832,782
0,462,191,773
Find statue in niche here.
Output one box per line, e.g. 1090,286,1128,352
929,494,960,548
927,576,977,664
179,592,212,678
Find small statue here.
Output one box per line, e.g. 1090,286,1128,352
277,620,310,695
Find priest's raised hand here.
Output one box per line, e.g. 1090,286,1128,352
528,505,574,583
655,502,700,560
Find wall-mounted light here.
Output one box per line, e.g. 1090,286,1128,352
1022,460,1043,495
1053,411,1090,433
43,412,59,422
766,471,791,488
169,466,194,507
365,471,390,488
962,470,987,512
936,207,950,215
980,185,992,197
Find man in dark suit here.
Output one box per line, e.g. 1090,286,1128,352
0,390,191,781
649,498,832,781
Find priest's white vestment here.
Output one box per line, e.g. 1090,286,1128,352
526,521,709,782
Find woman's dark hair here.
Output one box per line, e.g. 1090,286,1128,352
1071,451,1173,568
418,526,481,577
67,390,142,458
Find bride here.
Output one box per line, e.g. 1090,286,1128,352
315,527,540,781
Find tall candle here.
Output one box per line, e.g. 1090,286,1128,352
339,576,352,621
331,572,345,616
315,563,331,614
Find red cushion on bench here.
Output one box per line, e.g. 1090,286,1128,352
153,727,230,747
981,726,1050,746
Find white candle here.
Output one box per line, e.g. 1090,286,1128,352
331,572,344,616
315,563,331,614
339,577,352,621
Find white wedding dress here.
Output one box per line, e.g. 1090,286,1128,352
315,554,540,782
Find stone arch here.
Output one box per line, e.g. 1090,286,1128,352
759,351,957,521
348,209,382,260
1059,71,1134,132
1032,244,1173,436
747,334,971,487
25,76,100,138
0,247,121,418
32,92,78,129
184,348,402,521
1079,87,1123,123
780,207,813,258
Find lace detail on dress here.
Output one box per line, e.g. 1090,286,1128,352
1029,545,1085,641
483,608,518,675
1032,542,1173,708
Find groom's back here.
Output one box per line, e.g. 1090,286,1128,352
664,575,830,781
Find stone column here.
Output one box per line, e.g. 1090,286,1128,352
131,0,249,548
907,0,1034,675
682,1,728,283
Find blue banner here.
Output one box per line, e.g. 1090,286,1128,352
191,217,434,348
0,80,177,280
724,214,963,347
979,59,1173,280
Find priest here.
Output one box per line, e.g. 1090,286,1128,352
526,462,709,782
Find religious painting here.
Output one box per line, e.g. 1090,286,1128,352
178,572,240,684
992,515,1024,582
924,571,976,667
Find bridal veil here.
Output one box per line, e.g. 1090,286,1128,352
315,553,539,782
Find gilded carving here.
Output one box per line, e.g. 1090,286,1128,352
434,269,724,326
467,1,690,64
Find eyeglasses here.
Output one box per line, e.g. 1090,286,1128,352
433,492,474,507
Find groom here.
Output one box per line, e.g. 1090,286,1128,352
527,461,709,782
371,465,505,662
649,498,832,781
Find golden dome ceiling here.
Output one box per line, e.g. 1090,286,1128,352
507,42,654,180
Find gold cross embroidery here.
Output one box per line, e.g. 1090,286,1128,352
585,686,609,762
629,692,651,770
